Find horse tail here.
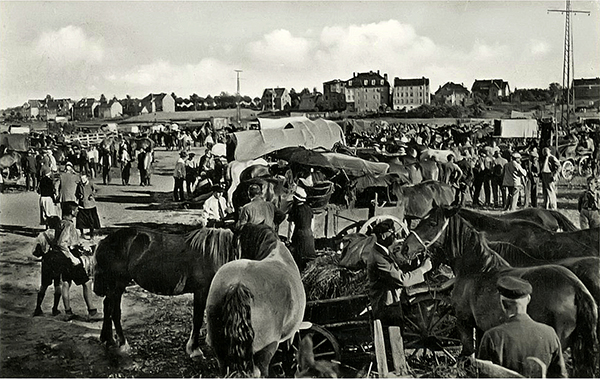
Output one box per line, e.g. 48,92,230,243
572,275,599,377
93,237,110,297
222,283,255,376
548,210,578,232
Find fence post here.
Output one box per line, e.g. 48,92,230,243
373,319,388,377
389,326,409,376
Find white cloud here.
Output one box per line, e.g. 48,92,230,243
34,25,104,66
247,29,313,68
529,39,550,56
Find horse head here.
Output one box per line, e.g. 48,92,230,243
398,202,457,266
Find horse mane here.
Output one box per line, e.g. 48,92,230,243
490,241,550,266
442,213,510,274
236,224,280,261
185,228,237,268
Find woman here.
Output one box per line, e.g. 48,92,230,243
287,186,315,271
75,174,101,240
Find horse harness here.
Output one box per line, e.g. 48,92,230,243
409,218,450,253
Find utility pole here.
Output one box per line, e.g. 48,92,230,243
235,70,242,128
548,0,590,151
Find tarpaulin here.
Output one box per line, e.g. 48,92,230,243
322,152,389,178
493,119,539,138
232,119,345,161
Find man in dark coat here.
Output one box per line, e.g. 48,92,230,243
366,219,432,327
236,184,277,230
478,276,567,378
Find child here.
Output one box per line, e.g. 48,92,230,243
578,176,600,229
33,216,63,316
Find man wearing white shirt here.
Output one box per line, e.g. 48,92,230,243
540,147,561,210
203,184,229,227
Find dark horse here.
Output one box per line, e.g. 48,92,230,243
459,207,578,232
205,224,305,377
390,180,455,225
94,225,261,358
400,210,599,377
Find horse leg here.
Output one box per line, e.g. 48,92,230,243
100,296,115,346
186,290,207,359
111,290,129,351
456,317,477,357
254,341,279,377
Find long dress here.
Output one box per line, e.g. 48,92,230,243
289,202,315,271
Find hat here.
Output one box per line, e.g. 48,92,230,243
294,186,307,202
65,161,74,168
511,152,522,159
529,149,539,158
188,152,196,156
179,151,188,158
371,219,395,236
497,276,532,299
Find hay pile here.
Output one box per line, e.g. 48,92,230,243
302,252,369,301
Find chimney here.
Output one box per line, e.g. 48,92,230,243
377,70,380,75
384,73,388,81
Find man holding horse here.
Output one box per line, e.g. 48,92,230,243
366,219,432,328
478,276,567,378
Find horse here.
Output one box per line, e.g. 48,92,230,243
459,207,579,232
445,206,599,257
400,210,599,377
205,223,306,377
390,180,455,226
0,150,22,180
93,226,242,358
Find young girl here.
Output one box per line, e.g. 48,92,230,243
75,174,101,240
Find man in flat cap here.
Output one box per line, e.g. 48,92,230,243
366,219,432,328
478,276,567,378
203,184,230,227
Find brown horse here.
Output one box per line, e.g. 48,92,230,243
390,180,455,225
458,207,578,232
400,210,599,377
205,224,305,377
94,226,244,358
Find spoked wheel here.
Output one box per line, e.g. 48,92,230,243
402,296,460,364
335,220,366,239
561,160,575,181
269,324,341,378
578,156,593,177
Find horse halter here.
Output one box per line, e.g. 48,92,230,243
409,218,450,252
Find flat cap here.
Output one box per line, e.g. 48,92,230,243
497,276,532,299
372,219,395,235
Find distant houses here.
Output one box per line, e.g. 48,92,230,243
346,71,390,113
261,88,291,111
574,77,600,110
140,93,176,114
471,79,511,103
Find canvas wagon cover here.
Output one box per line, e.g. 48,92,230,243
0,134,29,151
232,119,345,161
494,119,539,138
322,152,389,177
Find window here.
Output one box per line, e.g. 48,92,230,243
371,80,375,85
349,80,353,86
364,80,368,85
380,80,384,85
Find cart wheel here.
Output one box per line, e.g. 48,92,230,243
402,296,460,363
358,215,409,240
335,220,366,239
269,324,341,377
561,160,575,181
578,156,592,177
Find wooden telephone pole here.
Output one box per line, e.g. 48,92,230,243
235,70,243,128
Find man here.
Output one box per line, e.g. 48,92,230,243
32,216,62,317
99,148,112,185
119,141,132,186
199,148,215,183
185,152,198,198
540,147,561,210
502,153,527,211
478,276,567,378
523,149,540,208
237,183,277,230
55,202,96,320
58,162,80,205
23,149,38,191
441,154,465,205
492,150,508,208
473,150,493,207
202,184,229,227
173,151,186,202
578,176,600,228
366,219,433,327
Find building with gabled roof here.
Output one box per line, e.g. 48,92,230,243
73,98,99,120
322,79,347,112
140,93,176,114
433,82,470,106
392,77,430,110
261,88,291,111
471,79,510,103
574,78,600,110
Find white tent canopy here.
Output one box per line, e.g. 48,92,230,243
258,116,310,130
232,118,345,161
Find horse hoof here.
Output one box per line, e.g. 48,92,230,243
116,342,131,356
188,348,205,360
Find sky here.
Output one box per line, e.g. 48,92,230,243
1,0,599,109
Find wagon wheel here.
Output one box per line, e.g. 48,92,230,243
269,324,341,377
335,220,366,239
402,295,460,364
561,160,575,181
578,156,592,177
358,215,409,240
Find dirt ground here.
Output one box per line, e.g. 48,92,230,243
0,148,586,378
